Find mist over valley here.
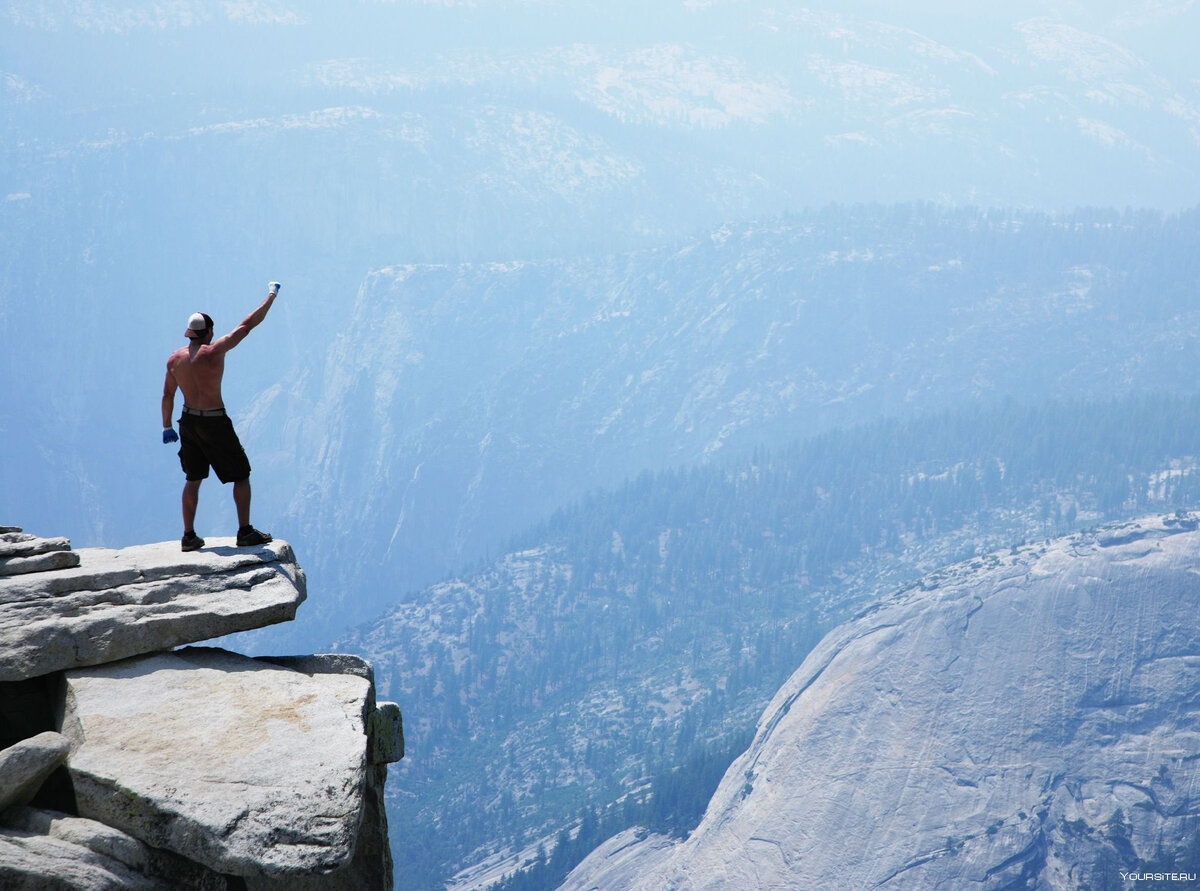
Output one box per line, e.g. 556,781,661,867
4,1,1200,887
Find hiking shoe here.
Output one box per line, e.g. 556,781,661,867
236,525,273,547
181,532,205,552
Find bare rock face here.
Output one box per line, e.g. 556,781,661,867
0,539,306,682
60,647,375,879
563,515,1200,889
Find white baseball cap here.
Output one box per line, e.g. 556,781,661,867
184,312,212,339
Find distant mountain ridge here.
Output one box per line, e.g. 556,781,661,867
253,206,1200,644
7,1,1199,215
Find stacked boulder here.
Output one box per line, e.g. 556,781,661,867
0,528,403,890
0,527,81,577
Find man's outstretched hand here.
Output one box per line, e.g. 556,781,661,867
163,427,179,444
269,281,282,296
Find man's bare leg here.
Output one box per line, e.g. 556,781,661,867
181,479,205,551
233,478,251,528
233,478,272,546
182,479,202,533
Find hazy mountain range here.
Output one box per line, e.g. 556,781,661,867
4,3,1200,888
5,0,1198,574
226,205,1200,649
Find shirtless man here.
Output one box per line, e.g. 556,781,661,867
161,283,280,551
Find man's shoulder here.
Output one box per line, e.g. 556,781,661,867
169,343,223,361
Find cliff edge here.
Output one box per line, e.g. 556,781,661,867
0,528,403,890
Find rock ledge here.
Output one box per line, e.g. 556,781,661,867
0,527,401,890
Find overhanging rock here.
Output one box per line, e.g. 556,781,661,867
61,647,372,878
0,539,305,681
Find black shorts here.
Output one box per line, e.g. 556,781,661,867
178,412,252,484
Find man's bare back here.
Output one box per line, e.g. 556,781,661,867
166,342,228,411
161,290,277,424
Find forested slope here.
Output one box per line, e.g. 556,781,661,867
337,392,1200,888
276,205,1200,649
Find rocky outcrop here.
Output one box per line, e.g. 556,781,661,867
0,530,80,577
0,538,307,682
564,514,1200,889
0,527,402,889
0,806,221,891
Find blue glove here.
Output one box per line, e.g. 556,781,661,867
163,427,179,444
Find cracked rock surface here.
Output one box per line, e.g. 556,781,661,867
563,515,1200,889
61,646,372,878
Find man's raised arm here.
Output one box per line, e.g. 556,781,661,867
215,282,281,353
